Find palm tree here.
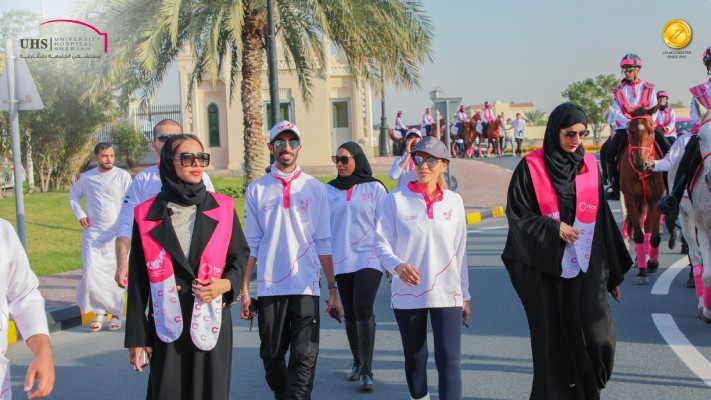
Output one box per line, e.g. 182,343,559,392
84,0,433,183
523,109,548,127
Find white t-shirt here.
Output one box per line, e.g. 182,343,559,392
117,164,214,239
245,169,332,296
0,219,49,398
326,181,387,275
374,183,470,309
388,155,417,188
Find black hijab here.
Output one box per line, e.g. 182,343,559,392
327,142,387,191
157,134,208,206
542,102,587,197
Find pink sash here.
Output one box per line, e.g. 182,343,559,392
525,149,599,278
613,81,654,118
135,194,234,350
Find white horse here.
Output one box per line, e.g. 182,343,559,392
668,133,706,319
689,101,711,322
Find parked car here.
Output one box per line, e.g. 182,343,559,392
675,117,693,135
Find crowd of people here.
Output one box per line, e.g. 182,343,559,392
2,47,711,400
391,102,527,159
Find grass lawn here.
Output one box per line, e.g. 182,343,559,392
0,174,396,277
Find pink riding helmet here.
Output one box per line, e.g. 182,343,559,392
703,46,711,66
657,91,669,98
620,53,642,68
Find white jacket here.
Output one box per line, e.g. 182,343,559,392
374,183,470,309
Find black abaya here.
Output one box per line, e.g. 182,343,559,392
502,160,632,400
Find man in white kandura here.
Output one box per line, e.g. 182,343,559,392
69,143,132,332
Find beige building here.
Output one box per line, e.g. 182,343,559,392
466,101,535,122
174,40,375,174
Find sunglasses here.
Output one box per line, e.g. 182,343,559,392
563,129,591,138
621,67,637,73
171,152,211,167
413,155,440,168
155,133,178,142
331,155,354,165
272,139,300,151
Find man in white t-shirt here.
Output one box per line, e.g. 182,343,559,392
114,119,214,288
1,218,54,399
388,128,423,188
241,121,342,400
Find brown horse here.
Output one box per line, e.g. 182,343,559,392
620,104,663,284
460,113,480,158
478,115,503,157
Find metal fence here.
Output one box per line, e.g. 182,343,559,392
93,104,183,142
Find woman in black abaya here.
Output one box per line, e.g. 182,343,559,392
502,102,632,400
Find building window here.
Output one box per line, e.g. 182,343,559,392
265,102,292,127
207,103,220,147
332,100,349,128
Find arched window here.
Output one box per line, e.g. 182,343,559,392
208,103,220,147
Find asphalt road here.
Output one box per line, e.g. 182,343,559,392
6,170,711,399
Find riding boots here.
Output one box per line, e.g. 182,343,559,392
605,162,621,201
344,320,361,381
357,316,376,391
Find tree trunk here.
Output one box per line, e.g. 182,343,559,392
241,6,268,185
25,138,35,189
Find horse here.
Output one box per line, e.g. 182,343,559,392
459,113,480,158
619,104,664,285
486,115,504,158
688,100,711,322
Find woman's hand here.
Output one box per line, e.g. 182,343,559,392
192,278,231,303
128,346,153,373
394,263,420,286
610,287,621,303
559,222,580,244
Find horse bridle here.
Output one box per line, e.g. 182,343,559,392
627,115,663,199
627,115,656,163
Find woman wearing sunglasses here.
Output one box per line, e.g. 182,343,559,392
125,134,249,399
503,103,632,400
604,53,669,200
374,136,470,400
326,142,388,391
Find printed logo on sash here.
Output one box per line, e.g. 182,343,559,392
526,149,599,279
135,194,234,351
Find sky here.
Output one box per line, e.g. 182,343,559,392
2,0,711,124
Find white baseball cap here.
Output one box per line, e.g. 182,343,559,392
269,120,301,142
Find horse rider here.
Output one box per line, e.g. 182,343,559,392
422,108,434,136
600,105,618,185
655,91,678,145
657,46,711,216
394,111,409,155
455,105,468,136
604,53,670,201
479,101,495,140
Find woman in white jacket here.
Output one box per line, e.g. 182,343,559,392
327,142,388,391
374,136,470,400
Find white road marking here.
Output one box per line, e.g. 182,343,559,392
652,313,711,388
651,257,689,295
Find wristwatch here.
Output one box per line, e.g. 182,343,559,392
327,281,338,290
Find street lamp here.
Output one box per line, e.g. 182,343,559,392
378,73,391,156
432,92,461,191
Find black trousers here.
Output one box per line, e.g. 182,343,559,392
335,268,382,322
423,124,432,136
515,138,523,156
481,122,490,139
258,295,320,400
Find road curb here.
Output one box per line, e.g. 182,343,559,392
8,306,117,343
8,208,507,343
466,206,506,225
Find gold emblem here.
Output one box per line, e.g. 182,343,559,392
662,19,692,49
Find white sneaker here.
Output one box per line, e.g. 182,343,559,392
411,394,430,400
